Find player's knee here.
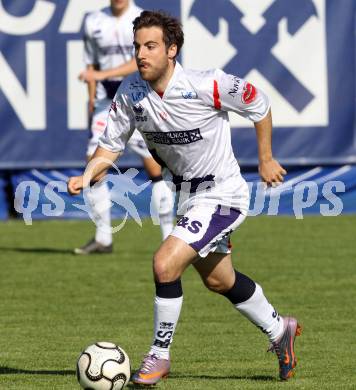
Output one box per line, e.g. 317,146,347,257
153,253,179,282
203,276,231,294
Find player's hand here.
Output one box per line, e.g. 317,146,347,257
258,158,287,187
79,70,91,82
67,176,84,195
79,69,103,82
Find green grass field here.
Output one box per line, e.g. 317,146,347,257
0,215,355,389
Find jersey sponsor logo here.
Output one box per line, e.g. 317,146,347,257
242,82,257,104
177,216,203,234
143,129,203,145
129,82,147,102
129,82,147,91
228,76,241,98
131,91,146,102
133,103,144,114
159,111,168,121
181,91,198,99
135,116,148,122
133,103,147,121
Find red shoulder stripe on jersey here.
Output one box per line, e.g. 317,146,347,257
213,80,221,110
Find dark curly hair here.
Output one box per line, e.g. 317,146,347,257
133,10,184,59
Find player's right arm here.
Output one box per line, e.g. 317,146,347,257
67,147,120,195
68,83,135,196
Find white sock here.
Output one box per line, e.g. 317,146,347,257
87,181,112,246
235,284,284,342
149,296,183,359
159,212,174,240
151,180,174,240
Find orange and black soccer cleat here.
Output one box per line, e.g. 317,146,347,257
268,316,302,380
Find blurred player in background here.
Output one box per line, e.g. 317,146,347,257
76,0,174,255
68,10,301,385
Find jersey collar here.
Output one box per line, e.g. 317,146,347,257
146,62,184,100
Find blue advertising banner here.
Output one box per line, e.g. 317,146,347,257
0,0,355,168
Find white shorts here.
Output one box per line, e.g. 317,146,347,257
171,204,246,258
87,98,151,159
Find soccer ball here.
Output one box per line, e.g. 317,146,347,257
76,342,130,390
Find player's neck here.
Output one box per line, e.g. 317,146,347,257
149,62,175,96
111,4,129,18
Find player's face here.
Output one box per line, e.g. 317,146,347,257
110,0,129,15
134,27,177,83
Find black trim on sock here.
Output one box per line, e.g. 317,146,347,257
155,278,182,298
150,175,163,183
222,270,256,304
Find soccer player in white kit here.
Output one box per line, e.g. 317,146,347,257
75,0,174,254
68,10,302,384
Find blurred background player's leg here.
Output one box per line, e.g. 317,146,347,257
128,130,174,240
74,99,113,255
74,124,174,255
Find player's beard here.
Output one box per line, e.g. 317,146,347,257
138,58,170,84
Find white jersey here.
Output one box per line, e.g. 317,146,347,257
83,3,142,100
99,62,270,214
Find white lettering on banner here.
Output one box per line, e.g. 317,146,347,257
0,41,46,130
14,181,40,225
267,183,293,215
42,181,67,217
320,181,345,216
247,182,265,216
60,0,109,33
67,41,87,130
293,181,318,219
0,0,55,35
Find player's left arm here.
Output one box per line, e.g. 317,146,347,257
204,69,287,186
80,58,137,82
254,110,287,186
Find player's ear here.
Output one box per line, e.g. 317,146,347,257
168,44,177,60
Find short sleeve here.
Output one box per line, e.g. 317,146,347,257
83,15,97,66
209,69,270,122
98,93,135,153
